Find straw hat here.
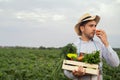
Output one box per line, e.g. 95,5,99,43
74,13,100,36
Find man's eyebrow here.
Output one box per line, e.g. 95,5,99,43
89,24,96,26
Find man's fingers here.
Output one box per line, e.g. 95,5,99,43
96,29,106,36
83,68,86,75
96,34,102,38
72,66,86,77
78,66,85,74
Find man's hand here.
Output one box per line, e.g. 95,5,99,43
72,66,86,77
96,29,109,47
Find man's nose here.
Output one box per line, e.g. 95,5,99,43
93,26,96,30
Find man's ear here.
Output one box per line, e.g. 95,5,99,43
80,26,84,32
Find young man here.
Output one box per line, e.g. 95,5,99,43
64,13,119,80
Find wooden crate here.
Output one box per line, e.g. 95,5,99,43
62,60,99,75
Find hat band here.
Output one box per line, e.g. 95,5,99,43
81,16,91,21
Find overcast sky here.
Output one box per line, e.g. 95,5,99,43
0,0,120,48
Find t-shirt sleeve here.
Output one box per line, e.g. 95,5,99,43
102,45,120,67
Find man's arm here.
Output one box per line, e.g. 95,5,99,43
102,45,119,67
96,29,119,67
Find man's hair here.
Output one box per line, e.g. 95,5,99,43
78,20,93,35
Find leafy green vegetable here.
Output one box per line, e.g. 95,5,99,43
82,51,100,64
60,43,77,60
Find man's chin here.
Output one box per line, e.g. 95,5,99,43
89,35,94,39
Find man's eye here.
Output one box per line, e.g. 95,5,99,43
90,25,96,27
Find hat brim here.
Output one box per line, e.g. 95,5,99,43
74,15,100,36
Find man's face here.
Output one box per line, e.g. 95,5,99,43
80,20,97,39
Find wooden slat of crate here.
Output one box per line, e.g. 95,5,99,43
62,60,99,75
63,60,98,69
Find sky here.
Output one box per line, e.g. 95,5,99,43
0,0,120,48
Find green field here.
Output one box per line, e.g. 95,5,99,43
0,47,120,80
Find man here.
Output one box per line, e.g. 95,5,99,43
64,13,119,80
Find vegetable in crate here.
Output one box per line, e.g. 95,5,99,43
61,43,77,60
82,51,100,64
66,53,84,61
61,43,100,64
